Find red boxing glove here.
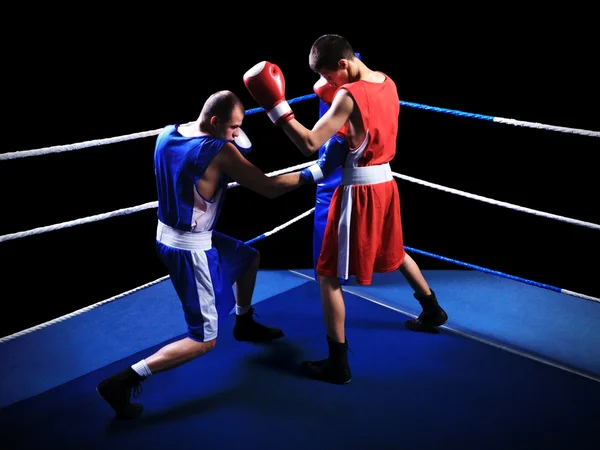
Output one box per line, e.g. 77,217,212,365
243,61,294,125
313,77,337,106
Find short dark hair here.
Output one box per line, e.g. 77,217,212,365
201,90,244,123
309,34,355,73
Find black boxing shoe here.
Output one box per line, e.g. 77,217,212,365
405,289,448,332
233,306,284,342
97,367,144,420
300,335,352,384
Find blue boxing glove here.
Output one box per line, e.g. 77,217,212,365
300,134,349,183
232,128,252,155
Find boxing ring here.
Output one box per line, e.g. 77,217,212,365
1,91,599,450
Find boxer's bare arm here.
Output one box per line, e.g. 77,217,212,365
213,143,307,199
279,89,355,156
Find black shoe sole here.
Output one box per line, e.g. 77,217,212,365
96,386,144,420
300,362,352,385
404,315,448,333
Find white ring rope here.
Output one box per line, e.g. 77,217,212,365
0,201,159,243
1,166,597,244
492,117,599,137
0,161,314,243
399,100,600,139
0,128,164,161
1,95,597,342
392,173,600,230
1,96,598,161
0,275,169,344
0,207,315,344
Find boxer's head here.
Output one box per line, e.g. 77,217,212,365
309,34,358,88
200,90,245,141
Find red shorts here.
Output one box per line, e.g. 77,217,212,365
316,179,405,285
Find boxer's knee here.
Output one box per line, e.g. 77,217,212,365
202,338,217,353
317,273,340,289
185,337,216,360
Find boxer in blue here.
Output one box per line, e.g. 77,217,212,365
97,90,345,420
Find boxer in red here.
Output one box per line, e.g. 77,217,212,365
244,34,448,384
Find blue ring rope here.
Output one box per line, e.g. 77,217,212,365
242,215,564,294
244,94,494,121
403,246,561,292
245,93,317,116
244,93,599,138
3,89,596,162
244,235,264,245
399,101,494,121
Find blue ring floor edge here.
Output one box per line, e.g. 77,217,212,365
1,269,599,450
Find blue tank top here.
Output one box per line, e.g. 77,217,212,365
154,125,231,233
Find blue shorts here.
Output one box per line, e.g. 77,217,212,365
156,224,258,342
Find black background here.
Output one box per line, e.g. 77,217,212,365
1,10,598,337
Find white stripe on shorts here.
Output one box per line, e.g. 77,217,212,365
191,250,219,341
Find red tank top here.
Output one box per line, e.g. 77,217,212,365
339,74,400,166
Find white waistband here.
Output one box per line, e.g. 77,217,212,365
341,163,393,185
156,221,213,251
